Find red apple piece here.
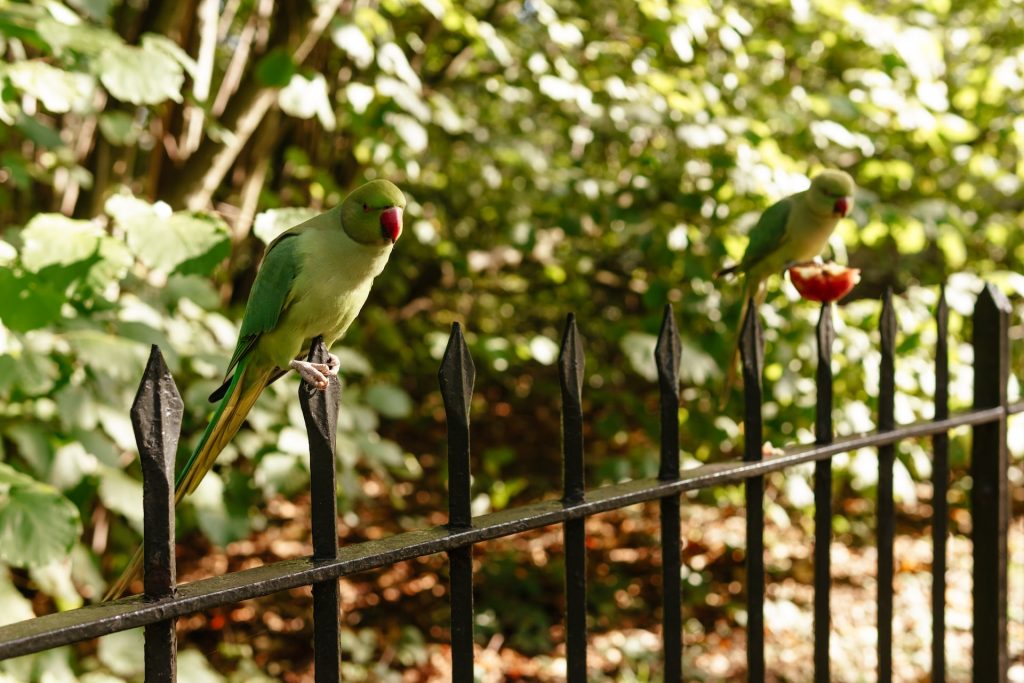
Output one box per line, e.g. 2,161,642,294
788,262,861,303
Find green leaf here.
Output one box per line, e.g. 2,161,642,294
177,650,225,683
172,217,231,276
36,17,120,55
163,274,221,310
0,566,35,628
11,350,60,396
107,195,229,274
0,268,65,332
15,113,63,148
365,383,413,418
49,443,98,491
96,628,144,677
619,331,658,382
141,33,198,79
255,48,295,87
252,207,319,244
333,347,373,375
19,213,103,271
191,472,252,546
29,560,83,611
0,463,82,569
4,424,53,478
97,466,143,534
331,22,374,68
95,42,184,105
278,74,336,130
70,0,114,22
98,111,138,146
65,329,150,382
3,60,95,113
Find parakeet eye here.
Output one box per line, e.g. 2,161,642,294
363,203,369,212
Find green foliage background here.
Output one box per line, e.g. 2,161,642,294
0,0,1022,678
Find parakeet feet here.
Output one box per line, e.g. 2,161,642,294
290,359,331,390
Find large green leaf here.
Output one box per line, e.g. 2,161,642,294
252,207,319,244
255,47,295,87
97,466,143,534
0,463,82,569
19,214,103,271
96,628,144,677
95,43,184,105
365,383,413,418
177,650,225,683
36,17,120,55
3,61,95,113
107,195,229,274
141,34,199,79
65,329,150,382
0,567,35,628
0,268,65,332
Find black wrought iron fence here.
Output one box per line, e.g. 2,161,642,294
0,283,1020,682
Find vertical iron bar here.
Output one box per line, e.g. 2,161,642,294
813,303,834,683
299,337,342,682
739,298,765,682
131,345,183,683
932,288,949,683
439,323,476,678
970,283,1010,682
656,305,683,682
559,314,587,682
878,289,896,683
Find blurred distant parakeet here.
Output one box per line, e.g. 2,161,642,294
105,179,405,600
715,170,856,397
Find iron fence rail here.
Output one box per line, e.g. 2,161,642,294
0,284,1019,682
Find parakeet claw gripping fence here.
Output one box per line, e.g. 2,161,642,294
0,284,1021,682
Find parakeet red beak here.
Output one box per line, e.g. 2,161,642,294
380,207,402,244
834,197,852,217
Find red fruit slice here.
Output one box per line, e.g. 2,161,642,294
787,262,861,303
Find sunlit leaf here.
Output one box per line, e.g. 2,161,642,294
253,207,319,244
365,383,413,418
95,42,184,105
0,463,82,569
97,628,144,677
4,61,95,113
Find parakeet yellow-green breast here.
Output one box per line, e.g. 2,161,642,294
105,179,405,599
716,170,856,397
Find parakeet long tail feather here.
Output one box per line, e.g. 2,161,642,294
721,290,749,407
102,359,273,601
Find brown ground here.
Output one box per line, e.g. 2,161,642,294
160,480,1024,682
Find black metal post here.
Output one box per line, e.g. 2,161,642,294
813,303,834,683
559,314,587,682
656,305,683,682
739,298,765,682
439,323,476,678
132,345,183,683
877,289,896,683
299,337,342,682
932,288,949,683
970,283,1010,682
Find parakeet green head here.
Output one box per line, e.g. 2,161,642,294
340,179,406,246
808,170,856,217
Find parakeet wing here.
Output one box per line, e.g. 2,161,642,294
738,197,792,271
222,234,301,381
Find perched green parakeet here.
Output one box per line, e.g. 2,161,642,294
716,170,856,397
105,179,405,599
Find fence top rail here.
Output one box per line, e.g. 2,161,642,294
0,403,1013,660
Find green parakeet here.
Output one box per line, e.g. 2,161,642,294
105,179,406,600
716,170,856,396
